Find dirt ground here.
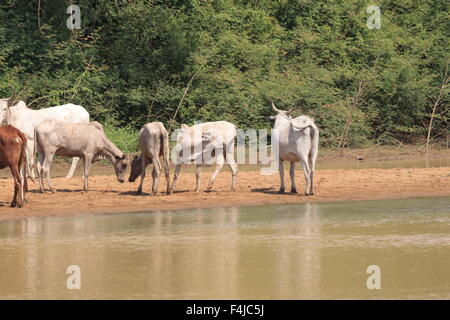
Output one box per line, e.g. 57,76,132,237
0,163,449,221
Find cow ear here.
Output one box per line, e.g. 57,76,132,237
181,124,189,130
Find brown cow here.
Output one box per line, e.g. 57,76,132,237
0,125,28,207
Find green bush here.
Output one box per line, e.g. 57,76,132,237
102,121,139,154
1,0,448,147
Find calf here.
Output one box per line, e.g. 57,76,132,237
0,125,28,207
35,120,128,192
128,122,170,195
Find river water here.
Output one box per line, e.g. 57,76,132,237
1,197,449,299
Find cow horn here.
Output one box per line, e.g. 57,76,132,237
271,101,287,113
7,85,17,104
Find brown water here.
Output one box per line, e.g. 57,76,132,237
0,197,449,299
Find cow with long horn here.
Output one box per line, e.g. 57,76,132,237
267,102,319,196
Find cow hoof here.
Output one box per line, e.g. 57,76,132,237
136,189,142,195
278,189,285,194
290,189,297,194
304,193,310,196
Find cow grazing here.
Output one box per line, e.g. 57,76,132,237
129,122,171,195
269,102,319,195
169,121,238,194
0,93,90,179
35,120,128,193
0,125,28,207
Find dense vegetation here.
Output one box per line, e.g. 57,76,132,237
0,0,448,151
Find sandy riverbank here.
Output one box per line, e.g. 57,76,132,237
0,166,449,221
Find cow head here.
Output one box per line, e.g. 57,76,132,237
266,115,276,123
113,154,128,183
0,88,19,125
270,102,292,122
128,154,142,182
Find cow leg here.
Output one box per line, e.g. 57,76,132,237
42,153,56,193
300,156,312,196
226,148,238,191
151,158,161,195
10,166,22,208
37,151,46,193
65,157,80,179
278,158,285,193
19,163,27,204
207,161,224,191
169,164,181,195
83,156,93,192
163,157,170,195
195,164,201,192
137,156,150,194
26,141,36,183
310,170,315,195
309,153,317,196
207,146,225,191
290,162,297,194
35,159,42,187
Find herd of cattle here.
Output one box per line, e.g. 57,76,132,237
0,91,319,208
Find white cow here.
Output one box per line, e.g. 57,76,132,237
268,102,319,195
0,96,89,179
35,120,128,193
169,121,238,193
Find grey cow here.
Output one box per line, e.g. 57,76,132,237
35,120,128,193
128,122,170,195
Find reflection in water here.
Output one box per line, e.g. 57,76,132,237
1,197,450,299
275,203,321,299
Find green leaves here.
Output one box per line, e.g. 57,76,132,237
1,0,448,149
